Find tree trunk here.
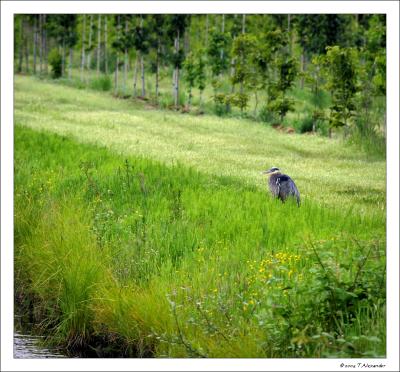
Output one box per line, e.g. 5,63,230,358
228,14,237,100
175,67,179,108
226,62,235,113
123,17,128,94
133,53,139,97
240,15,246,93
300,52,307,89
172,68,176,104
33,15,38,74
18,17,23,73
139,15,145,97
114,53,119,95
104,17,108,75
81,15,86,82
155,38,160,103
87,15,93,70
39,14,43,74
97,15,101,76
141,54,145,97
199,90,203,109
68,47,73,79
123,48,128,94
114,16,120,95
254,91,258,117
174,32,180,108
62,37,66,76
220,14,225,61
42,15,48,75
24,22,29,73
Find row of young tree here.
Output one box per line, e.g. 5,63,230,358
15,14,386,137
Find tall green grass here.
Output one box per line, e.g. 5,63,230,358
15,126,386,357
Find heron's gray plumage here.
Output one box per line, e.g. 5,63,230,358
263,167,300,206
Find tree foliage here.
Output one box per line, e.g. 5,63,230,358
295,15,351,56
48,48,62,78
14,13,386,142
322,46,360,131
207,28,231,77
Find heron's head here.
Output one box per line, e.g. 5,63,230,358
261,167,281,176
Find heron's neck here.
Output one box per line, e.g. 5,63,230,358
270,172,281,177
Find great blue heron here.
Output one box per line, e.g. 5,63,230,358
262,167,300,206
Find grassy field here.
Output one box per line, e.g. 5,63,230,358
14,75,386,358
15,75,385,214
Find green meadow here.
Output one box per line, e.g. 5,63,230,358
14,75,386,357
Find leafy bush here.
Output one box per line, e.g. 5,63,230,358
48,48,62,79
322,46,360,132
226,93,249,112
267,95,295,122
212,93,229,116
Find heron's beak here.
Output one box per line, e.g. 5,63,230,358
261,170,271,175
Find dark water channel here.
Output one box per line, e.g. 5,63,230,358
14,332,67,358
14,315,67,359
14,314,143,358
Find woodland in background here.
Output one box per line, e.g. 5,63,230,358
14,14,386,156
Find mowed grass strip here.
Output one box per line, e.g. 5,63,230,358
14,75,386,215
14,126,385,357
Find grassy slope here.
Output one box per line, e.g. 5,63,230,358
14,75,385,215
14,75,386,358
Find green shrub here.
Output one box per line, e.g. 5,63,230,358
213,102,229,116
48,49,62,79
226,93,249,112
292,111,329,135
258,105,276,123
267,95,295,122
298,116,314,133
211,93,229,116
90,75,112,91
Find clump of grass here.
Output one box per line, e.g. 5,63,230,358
14,194,108,349
90,75,112,92
14,126,386,357
348,118,386,159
